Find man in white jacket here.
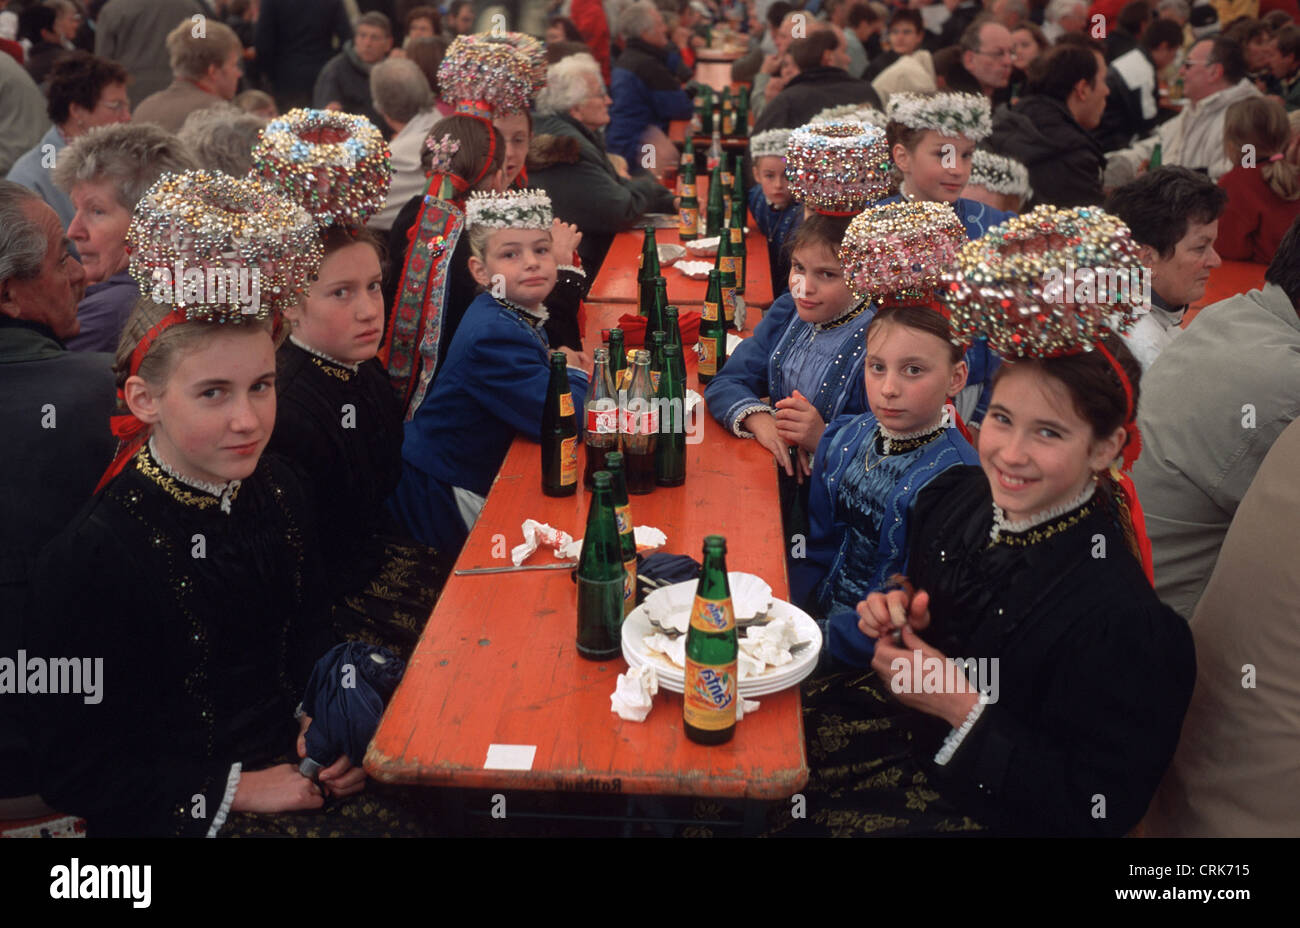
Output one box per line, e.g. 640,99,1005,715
1105,34,1259,188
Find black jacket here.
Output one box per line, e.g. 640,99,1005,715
988,95,1105,209
255,0,353,109
751,67,883,134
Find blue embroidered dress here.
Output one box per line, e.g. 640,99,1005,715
747,185,803,297
872,193,1016,425
391,292,590,556
703,291,874,438
791,411,979,667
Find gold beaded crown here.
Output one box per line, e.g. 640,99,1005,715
784,121,893,216
839,201,968,304
439,32,547,116
251,108,392,227
939,205,1150,359
126,171,324,322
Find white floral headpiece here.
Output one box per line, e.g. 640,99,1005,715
809,104,888,128
465,189,553,230
750,128,792,161
886,92,992,142
969,149,1032,197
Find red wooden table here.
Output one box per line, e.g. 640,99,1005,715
588,177,774,309
366,303,806,801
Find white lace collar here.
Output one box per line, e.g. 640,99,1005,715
499,297,549,324
149,436,241,514
989,480,1096,544
878,406,951,453
290,334,360,372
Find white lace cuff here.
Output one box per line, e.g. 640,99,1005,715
933,695,989,767
558,264,586,278
732,404,775,438
206,762,242,838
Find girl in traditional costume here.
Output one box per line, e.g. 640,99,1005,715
704,121,893,555
252,110,446,659
772,206,1195,837
875,92,1017,429
392,189,591,557
791,201,980,669
26,173,432,836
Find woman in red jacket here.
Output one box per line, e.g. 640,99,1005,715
1215,96,1300,264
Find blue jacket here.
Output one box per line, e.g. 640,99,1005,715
747,184,802,297
872,194,1015,424
703,291,872,436
792,411,979,667
608,38,695,168
401,292,590,498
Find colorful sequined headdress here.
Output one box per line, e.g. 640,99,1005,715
784,121,893,216
438,31,547,117
839,200,968,306
250,109,392,227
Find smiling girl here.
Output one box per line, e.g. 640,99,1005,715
774,206,1195,837
392,189,591,557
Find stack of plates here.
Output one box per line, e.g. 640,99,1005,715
621,583,822,697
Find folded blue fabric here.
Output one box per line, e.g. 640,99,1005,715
300,642,405,777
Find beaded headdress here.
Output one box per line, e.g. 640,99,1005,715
886,92,992,142
126,170,323,322
784,121,893,216
438,32,547,117
839,201,968,306
749,128,792,161
250,108,392,227
808,103,888,128
969,149,1031,198
464,189,553,230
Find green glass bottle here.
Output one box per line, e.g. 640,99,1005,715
646,275,668,342
715,232,738,331
679,158,699,242
683,535,737,744
697,269,728,384
705,162,724,238
605,451,638,617
735,86,750,140
637,225,660,318
663,304,686,378
680,135,695,173
721,153,734,227
648,329,667,394
654,324,687,488
576,471,625,660
608,326,628,391
727,177,747,297
699,86,713,136
1149,141,1163,170
541,350,578,497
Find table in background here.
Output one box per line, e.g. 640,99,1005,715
587,177,773,308
1185,259,1268,324
366,300,805,804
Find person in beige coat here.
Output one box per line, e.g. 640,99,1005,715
1144,415,1300,837
131,19,243,134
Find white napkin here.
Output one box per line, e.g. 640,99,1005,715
611,665,659,722
511,519,574,566
643,632,687,668
735,697,761,720
738,615,799,669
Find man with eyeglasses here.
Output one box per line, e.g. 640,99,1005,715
948,16,1016,105
1104,35,1260,188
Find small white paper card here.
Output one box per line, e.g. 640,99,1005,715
484,743,537,770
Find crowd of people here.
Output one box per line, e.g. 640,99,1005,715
1,0,1299,839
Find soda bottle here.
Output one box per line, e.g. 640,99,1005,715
735,86,750,140
621,350,658,495
705,162,724,238
707,128,722,173
655,323,687,488
541,350,578,497
678,159,699,242
698,86,713,136
663,304,687,378
605,450,638,616
683,535,738,745
721,87,734,137
575,471,624,660
584,347,619,489
729,167,747,296
637,226,659,319
608,327,628,390
1149,141,1162,170
714,232,738,331
697,269,728,384
680,136,695,173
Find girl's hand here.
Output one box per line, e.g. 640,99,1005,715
773,390,825,452
550,219,583,263
297,713,367,799
230,764,324,814
857,583,930,641
744,411,794,477
871,624,981,728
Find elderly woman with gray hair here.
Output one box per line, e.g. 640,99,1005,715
177,104,269,178
529,52,675,275
369,57,441,232
52,123,196,352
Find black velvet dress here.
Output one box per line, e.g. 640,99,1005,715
768,467,1196,837
25,446,435,836
268,339,446,658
